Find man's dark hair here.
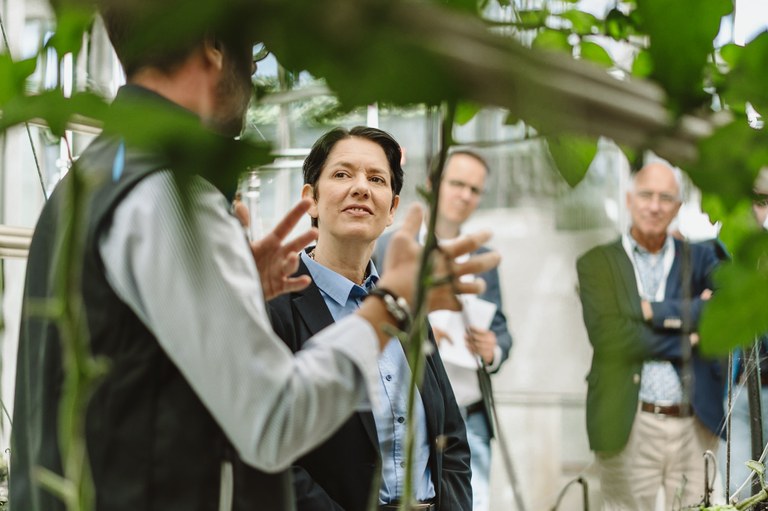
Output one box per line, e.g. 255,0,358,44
98,0,255,78
303,126,404,227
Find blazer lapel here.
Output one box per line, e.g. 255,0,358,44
666,238,683,296
291,260,335,338
292,258,380,449
608,239,643,312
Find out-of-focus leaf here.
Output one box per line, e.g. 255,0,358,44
546,134,597,187
560,10,599,36
437,0,479,14
631,49,653,77
724,32,768,115
636,0,732,113
0,55,37,105
46,6,93,57
619,145,638,170
454,101,482,125
504,111,522,126
0,90,109,137
700,232,768,355
532,29,571,53
518,9,549,30
605,8,630,40
719,42,742,69
580,40,613,67
700,194,754,253
688,120,768,210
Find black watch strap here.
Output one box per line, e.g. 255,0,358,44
367,287,411,331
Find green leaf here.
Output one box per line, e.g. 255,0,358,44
546,134,597,187
0,55,37,105
700,232,768,355
700,194,754,253
631,49,653,77
532,29,571,53
454,101,482,125
636,0,732,113
724,32,768,115
605,8,631,40
518,9,549,30
719,42,742,69
436,0,479,15
47,6,94,57
580,40,613,67
560,10,599,36
688,120,768,210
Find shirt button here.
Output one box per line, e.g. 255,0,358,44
385,375,392,381
397,416,405,424
400,461,406,468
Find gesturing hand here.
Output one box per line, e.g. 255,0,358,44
249,198,318,301
378,204,500,311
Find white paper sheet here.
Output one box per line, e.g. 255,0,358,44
428,296,497,369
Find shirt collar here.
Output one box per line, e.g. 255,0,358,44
301,249,379,306
625,231,673,256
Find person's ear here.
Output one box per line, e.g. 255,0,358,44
387,195,400,226
202,37,224,71
301,184,318,220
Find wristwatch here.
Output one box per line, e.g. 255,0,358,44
367,287,411,331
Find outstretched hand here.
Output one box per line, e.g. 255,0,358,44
378,204,500,312
248,198,318,301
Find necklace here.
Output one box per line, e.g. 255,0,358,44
308,248,370,286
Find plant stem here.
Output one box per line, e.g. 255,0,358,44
399,101,457,511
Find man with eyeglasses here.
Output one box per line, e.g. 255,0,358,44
577,161,725,510
375,150,513,511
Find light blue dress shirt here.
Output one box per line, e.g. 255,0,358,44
301,250,436,504
626,234,684,405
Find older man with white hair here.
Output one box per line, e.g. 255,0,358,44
577,162,726,510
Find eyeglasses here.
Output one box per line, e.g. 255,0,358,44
252,43,269,75
634,190,679,206
446,179,483,197
253,43,269,63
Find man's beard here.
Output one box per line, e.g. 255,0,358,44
211,57,252,137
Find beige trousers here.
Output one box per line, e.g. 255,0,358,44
596,409,721,511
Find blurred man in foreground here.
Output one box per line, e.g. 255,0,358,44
10,2,499,509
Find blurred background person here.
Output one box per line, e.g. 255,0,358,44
375,150,512,511
577,162,724,510
721,166,768,501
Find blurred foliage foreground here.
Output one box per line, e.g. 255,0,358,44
1,0,766,353
3,0,768,508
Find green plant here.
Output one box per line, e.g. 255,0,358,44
3,0,768,509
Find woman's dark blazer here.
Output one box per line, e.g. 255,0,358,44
268,259,472,511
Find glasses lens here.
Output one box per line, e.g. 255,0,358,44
253,43,269,63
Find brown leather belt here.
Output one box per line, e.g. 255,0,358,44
379,503,436,510
640,401,692,418
738,372,768,387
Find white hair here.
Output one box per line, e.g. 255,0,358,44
628,156,684,200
